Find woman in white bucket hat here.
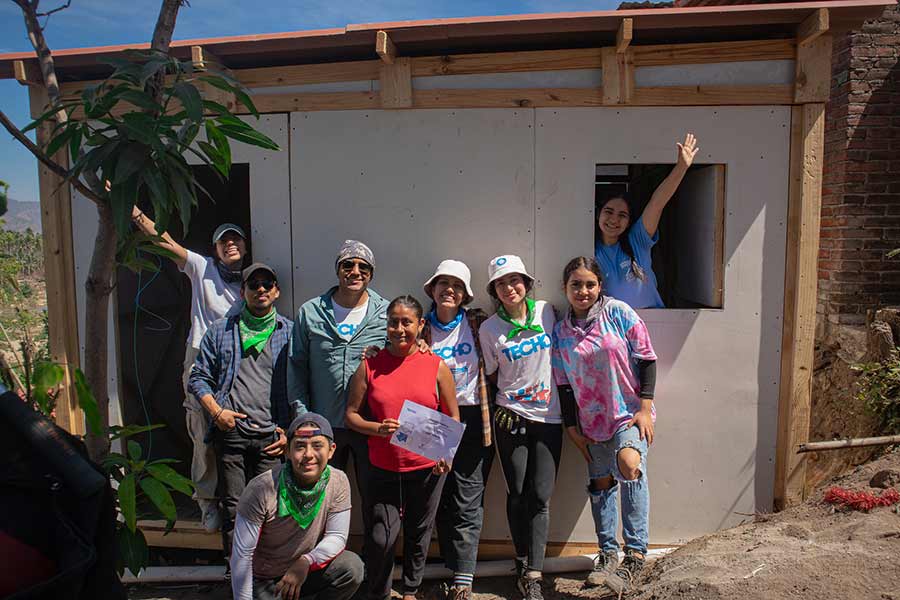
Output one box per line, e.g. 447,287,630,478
420,260,493,600
477,255,562,600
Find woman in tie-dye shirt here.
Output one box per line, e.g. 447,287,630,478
551,256,657,597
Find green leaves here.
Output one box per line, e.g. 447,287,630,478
173,82,203,122
73,367,103,435
146,463,194,496
117,525,149,577
119,473,137,532
31,361,65,415
215,114,280,150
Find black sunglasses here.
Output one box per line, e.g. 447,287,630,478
339,259,372,274
246,279,276,291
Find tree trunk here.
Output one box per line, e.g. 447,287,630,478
83,203,118,459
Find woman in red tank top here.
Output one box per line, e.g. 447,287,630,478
346,295,459,600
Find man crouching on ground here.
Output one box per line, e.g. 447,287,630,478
230,413,363,600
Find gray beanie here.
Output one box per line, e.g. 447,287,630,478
335,240,375,272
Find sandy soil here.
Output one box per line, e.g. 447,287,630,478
129,448,900,600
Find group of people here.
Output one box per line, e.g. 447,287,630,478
135,133,699,600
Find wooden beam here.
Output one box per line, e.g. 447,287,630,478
379,57,412,109
617,18,633,54
13,59,41,86
252,90,380,113
633,84,794,106
601,47,634,105
237,61,380,89
29,86,83,436
413,48,601,77
797,8,829,46
773,103,825,511
794,33,832,103
376,30,396,65
632,39,795,67
191,45,226,73
411,87,604,108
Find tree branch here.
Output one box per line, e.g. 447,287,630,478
15,0,64,121
147,0,184,104
0,109,103,205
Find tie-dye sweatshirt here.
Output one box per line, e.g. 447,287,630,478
551,297,657,442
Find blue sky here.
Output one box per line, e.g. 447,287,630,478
1,0,619,203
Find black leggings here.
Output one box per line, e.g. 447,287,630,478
494,415,562,573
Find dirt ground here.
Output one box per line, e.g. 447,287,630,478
129,448,900,600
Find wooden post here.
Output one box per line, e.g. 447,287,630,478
774,103,825,510
795,8,831,103
379,57,412,109
29,86,84,435
601,47,634,104
13,59,41,86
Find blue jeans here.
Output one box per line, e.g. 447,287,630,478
587,425,649,555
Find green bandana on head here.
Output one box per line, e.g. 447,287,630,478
277,465,330,529
239,306,277,355
496,297,544,339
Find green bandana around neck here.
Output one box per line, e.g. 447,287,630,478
277,465,331,529
239,306,277,355
497,297,544,339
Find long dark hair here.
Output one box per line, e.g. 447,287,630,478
596,192,646,282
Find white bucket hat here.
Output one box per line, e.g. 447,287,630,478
486,254,534,295
423,259,475,301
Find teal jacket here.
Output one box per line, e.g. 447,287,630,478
287,286,388,427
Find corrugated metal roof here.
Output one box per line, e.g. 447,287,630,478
0,0,891,81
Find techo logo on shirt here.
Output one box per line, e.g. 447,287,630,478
337,323,358,337
501,333,551,361
433,343,473,360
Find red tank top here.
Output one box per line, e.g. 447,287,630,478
364,349,442,472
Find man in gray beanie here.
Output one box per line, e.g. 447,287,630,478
287,240,387,537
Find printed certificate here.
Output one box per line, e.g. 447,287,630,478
389,400,465,462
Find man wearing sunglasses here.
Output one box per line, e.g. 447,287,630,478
288,240,387,534
189,263,293,558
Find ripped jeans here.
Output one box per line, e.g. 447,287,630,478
587,425,649,555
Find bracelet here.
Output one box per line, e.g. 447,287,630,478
132,210,144,222
212,406,225,423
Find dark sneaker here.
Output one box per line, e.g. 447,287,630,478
514,559,527,595
602,550,645,597
586,549,620,587
446,585,472,600
522,576,544,600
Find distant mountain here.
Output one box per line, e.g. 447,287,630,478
3,198,42,233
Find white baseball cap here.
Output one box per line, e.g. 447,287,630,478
423,259,475,302
486,254,534,295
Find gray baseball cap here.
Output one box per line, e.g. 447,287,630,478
286,413,334,441
212,223,247,244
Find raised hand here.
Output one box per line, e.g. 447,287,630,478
676,133,699,169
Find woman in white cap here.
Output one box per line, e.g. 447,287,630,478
131,206,248,532
477,255,562,600
420,260,493,600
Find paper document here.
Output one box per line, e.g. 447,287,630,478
389,400,465,462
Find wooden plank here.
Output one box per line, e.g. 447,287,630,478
773,103,825,510
411,48,602,77
13,59,41,86
797,8,829,46
633,39,796,67
376,30,396,65
794,33,832,103
617,18,633,54
29,86,83,436
202,61,381,89
379,57,412,109
411,87,604,108
601,47,635,105
252,90,379,112
633,84,794,105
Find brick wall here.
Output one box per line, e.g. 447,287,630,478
818,5,900,334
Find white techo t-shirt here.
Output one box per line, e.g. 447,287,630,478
479,300,561,424
180,250,242,349
429,318,479,407
333,299,368,340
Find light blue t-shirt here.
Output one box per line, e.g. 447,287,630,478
594,217,664,309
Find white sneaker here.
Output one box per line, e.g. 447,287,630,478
201,505,222,532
